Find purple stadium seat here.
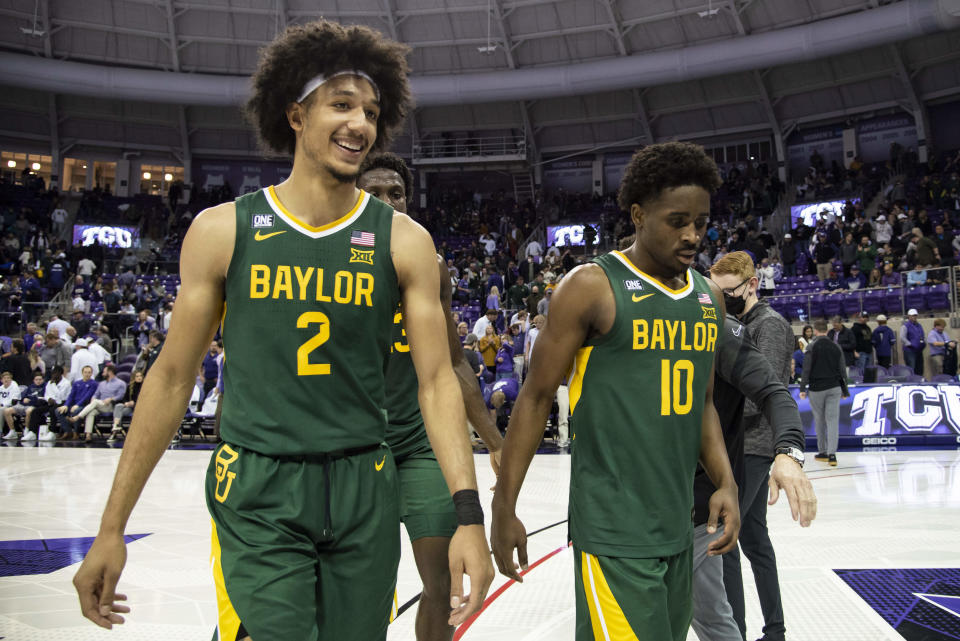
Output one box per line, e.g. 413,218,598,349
808,293,824,319
863,289,885,315
883,288,903,315
823,293,843,318
117,371,131,383
931,374,956,383
905,287,927,312
926,283,950,310
889,365,915,378
842,290,862,317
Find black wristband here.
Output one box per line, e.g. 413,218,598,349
452,489,484,526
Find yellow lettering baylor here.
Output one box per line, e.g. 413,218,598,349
248,264,374,307
633,319,717,352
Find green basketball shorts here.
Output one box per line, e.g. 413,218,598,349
392,424,457,542
206,441,400,641
573,544,693,641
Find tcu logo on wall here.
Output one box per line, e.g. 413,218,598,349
851,385,960,436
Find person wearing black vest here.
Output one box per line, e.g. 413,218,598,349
799,319,850,467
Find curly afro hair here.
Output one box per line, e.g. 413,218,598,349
617,142,722,211
245,20,412,156
359,151,414,204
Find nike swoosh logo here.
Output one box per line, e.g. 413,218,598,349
632,293,655,303
254,230,287,241
374,455,386,472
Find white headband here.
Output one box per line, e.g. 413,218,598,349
297,70,380,103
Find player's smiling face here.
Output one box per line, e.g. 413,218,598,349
358,168,407,213
297,75,379,183
633,185,710,276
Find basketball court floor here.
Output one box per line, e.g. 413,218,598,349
1,444,958,640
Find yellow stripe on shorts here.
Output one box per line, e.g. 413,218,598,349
581,551,639,641
211,519,242,641
389,588,398,623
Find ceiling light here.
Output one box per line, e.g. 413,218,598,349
6,160,15,168
477,45,497,53
81,164,87,169
31,162,41,170
20,27,45,37
697,8,720,17
143,171,151,180
164,173,173,182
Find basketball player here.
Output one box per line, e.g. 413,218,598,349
73,21,492,641
358,152,504,641
491,142,740,640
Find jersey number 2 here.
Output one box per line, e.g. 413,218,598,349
660,359,694,416
297,311,331,376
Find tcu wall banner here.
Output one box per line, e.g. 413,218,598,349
791,384,960,447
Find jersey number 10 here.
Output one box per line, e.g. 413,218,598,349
661,359,694,416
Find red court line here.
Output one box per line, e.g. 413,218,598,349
453,543,570,641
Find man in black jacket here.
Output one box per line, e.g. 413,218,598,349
851,312,874,370
800,319,850,467
710,251,801,641
691,314,813,641
827,317,857,368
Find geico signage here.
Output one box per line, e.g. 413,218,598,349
80,226,134,248
852,385,960,436
861,437,897,445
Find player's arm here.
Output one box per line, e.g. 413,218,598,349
438,257,503,466
72,203,234,629
699,280,739,556
393,215,493,626
491,264,605,581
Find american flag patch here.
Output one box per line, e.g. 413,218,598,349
351,230,375,247
698,292,712,304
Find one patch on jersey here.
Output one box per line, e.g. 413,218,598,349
350,248,375,265
698,292,712,304
351,230,376,247
623,279,643,291
251,213,274,229
701,306,717,320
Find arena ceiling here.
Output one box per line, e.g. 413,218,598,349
0,0,958,165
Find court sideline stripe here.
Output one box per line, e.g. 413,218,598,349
395,518,568,618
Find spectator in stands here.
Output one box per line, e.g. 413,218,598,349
536,287,552,316
462,334,483,384
77,256,96,282
900,309,926,377
56,364,97,441
880,262,900,287
868,267,882,288
779,234,797,278
69,338,100,381
871,315,896,369
525,237,542,263
798,325,814,351
813,233,836,281
927,319,954,377
757,258,775,297
67,364,126,442
456,322,468,343
201,341,221,398
51,205,68,236
913,230,939,267
4,371,45,441
135,330,164,373
906,265,927,287
840,232,857,277
477,325,501,380
525,284,542,315
38,332,69,376
856,236,877,273
483,377,519,426
791,338,804,383
109,368,144,442
508,320,526,383
485,285,501,311
823,268,844,291
71,310,91,338
30,365,68,442
506,275,528,310
94,325,113,353
851,312,874,370
494,336,514,381
0,371,21,440
1,339,33,385
828,317,857,367
132,309,156,349
524,314,544,372
844,265,866,290
158,301,174,333
799,319,848,467
933,224,955,267
472,308,499,337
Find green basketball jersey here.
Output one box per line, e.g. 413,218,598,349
383,308,425,454
220,186,399,456
568,250,722,558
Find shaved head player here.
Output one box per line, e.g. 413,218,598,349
358,152,504,641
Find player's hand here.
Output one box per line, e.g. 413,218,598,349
769,454,817,527
447,524,493,627
73,531,131,629
706,483,739,556
490,499,528,582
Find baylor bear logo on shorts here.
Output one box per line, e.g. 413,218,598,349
214,444,239,503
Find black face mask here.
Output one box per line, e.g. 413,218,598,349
724,293,747,316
